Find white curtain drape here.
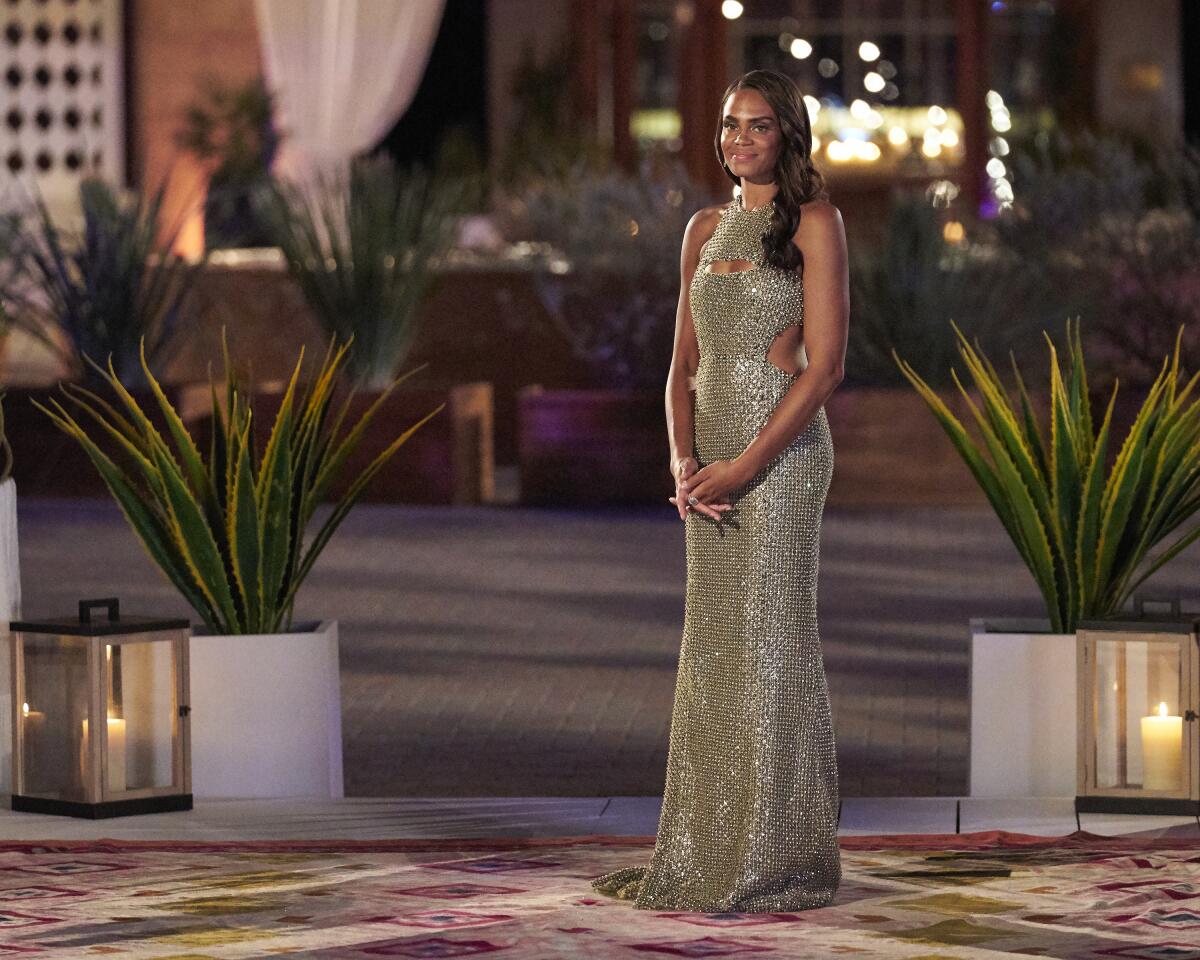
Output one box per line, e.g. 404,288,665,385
253,0,447,179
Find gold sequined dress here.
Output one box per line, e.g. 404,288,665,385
591,192,840,912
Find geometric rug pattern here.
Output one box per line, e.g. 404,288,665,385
0,830,1198,958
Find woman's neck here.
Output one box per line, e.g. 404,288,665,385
740,181,779,212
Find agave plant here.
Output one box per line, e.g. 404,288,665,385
34,339,442,634
895,318,1200,634
1,178,201,386
254,155,470,390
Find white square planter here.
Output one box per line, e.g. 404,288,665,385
189,620,343,799
0,479,22,797
969,617,1076,798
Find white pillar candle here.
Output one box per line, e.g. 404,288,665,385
1140,701,1183,791
106,718,126,794
82,717,128,794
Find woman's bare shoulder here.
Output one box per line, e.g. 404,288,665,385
684,202,731,248
791,199,846,251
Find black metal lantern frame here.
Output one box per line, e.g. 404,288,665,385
10,598,193,819
1076,601,1200,822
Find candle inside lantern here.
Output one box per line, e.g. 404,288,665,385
20,702,45,751
107,717,126,793
1140,701,1183,791
81,716,128,793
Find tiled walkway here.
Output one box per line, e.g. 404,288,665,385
17,498,1200,798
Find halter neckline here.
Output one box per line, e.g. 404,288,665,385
736,192,776,214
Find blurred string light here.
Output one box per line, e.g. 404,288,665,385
987,89,1011,132
763,46,969,171
721,0,743,19
985,91,1015,211
804,99,966,166
943,221,965,243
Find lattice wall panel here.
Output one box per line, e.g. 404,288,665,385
1,0,124,200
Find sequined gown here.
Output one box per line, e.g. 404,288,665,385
591,193,840,913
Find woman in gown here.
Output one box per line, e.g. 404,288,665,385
591,69,849,913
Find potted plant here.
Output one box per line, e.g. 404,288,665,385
34,339,441,798
174,73,282,250
895,319,1200,797
515,160,717,505
0,177,203,495
253,155,493,504
0,393,21,798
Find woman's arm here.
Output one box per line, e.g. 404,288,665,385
665,206,723,519
682,201,848,504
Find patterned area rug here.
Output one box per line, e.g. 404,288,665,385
0,831,1198,958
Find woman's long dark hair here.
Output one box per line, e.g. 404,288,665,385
714,69,828,272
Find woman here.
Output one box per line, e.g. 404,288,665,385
591,69,849,913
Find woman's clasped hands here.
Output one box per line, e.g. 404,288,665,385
668,455,748,521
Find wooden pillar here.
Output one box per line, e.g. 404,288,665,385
611,0,637,172
570,1,600,135
677,1,729,194
954,0,989,216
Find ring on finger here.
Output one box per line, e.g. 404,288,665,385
687,495,699,506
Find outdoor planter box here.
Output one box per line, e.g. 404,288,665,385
329,382,494,506
184,380,495,505
969,617,1077,798
188,620,343,799
4,387,182,498
516,384,989,509
824,387,986,508
0,479,21,798
517,386,669,506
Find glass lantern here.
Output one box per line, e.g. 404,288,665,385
10,598,192,818
1076,598,1199,818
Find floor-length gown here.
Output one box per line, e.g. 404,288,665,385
590,192,840,912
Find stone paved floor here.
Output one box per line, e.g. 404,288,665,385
17,497,1200,798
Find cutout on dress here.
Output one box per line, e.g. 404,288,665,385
704,259,756,275
766,326,803,377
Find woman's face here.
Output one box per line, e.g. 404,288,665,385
720,88,782,184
